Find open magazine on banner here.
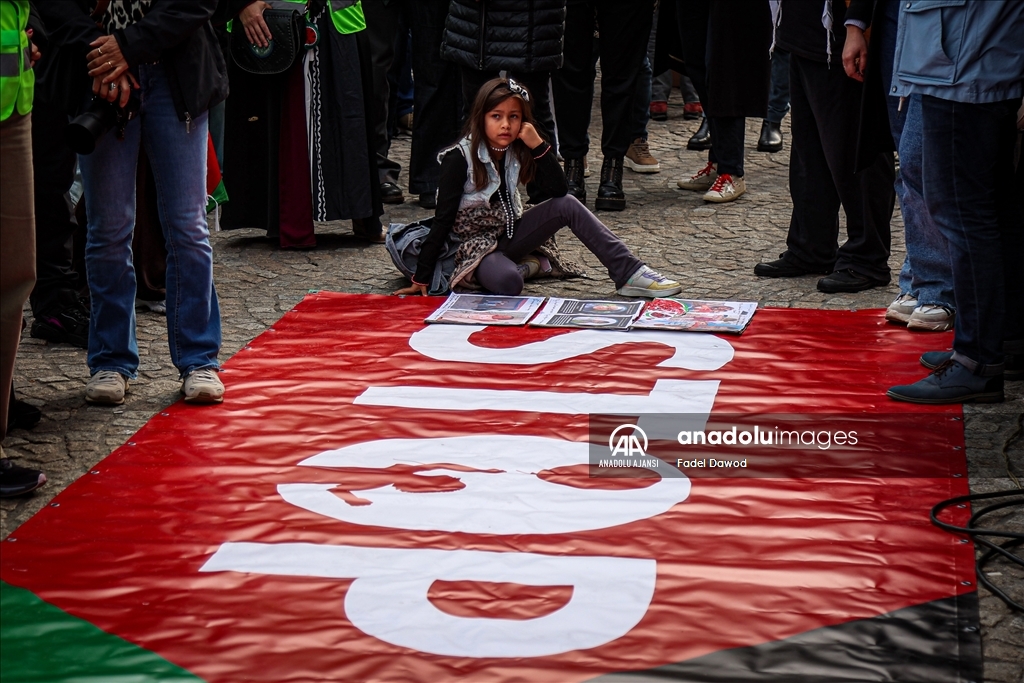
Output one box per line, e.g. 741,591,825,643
631,298,758,333
425,294,545,325
529,298,644,330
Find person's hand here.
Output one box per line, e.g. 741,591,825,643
26,29,40,67
240,1,273,49
394,283,428,296
843,26,868,82
92,71,136,106
518,121,544,149
87,35,129,84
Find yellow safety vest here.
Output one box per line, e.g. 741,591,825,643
0,0,33,120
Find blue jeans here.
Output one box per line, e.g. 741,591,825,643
80,63,221,380
877,0,954,309
920,95,1022,372
766,50,790,124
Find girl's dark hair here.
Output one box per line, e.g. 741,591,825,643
464,78,539,192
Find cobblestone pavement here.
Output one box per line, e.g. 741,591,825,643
3,92,1021,680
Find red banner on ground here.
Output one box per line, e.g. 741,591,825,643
1,293,977,682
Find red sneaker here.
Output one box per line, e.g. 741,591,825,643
683,102,703,120
649,100,668,121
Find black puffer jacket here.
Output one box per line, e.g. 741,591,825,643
441,0,566,73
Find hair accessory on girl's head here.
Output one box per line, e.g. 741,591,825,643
507,78,530,102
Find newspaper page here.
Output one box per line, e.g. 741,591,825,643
529,298,644,330
425,294,546,326
631,298,758,334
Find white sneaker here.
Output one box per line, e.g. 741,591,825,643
624,138,661,173
86,370,129,405
617,266,683,298
703,174,745,203
908,304,955,332
181,368,225,404
885,293,918,324
677,162,717,191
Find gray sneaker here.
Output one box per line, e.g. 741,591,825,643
617,266,683,298
181,368,224,404
86,370,128,405
907,304,955,332
885,293,917,324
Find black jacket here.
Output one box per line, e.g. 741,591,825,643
37,0,228,122
441,0,566,73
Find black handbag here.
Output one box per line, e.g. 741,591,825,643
230,9,304,75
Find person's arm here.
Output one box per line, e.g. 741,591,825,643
529,141,568,198
518,122,568,199
115,0,218,69
843,0,874,81
35,1,104,51
400,150,468,293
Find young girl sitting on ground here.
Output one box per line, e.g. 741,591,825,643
393,78,682,298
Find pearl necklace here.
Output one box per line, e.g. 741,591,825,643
489,144,510,153
497,187,515,239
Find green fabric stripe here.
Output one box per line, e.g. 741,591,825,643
0,581,205,683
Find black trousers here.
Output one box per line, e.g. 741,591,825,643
407,0,461,195
784,54,895,280
29,100,80,316
552,0,655,160
362,0,403,185
460,68,556,153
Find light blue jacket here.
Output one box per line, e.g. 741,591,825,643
440,136,525,219
892,0,1024,103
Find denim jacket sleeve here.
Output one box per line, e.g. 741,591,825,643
892,0,1024,103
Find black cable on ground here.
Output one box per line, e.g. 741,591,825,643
931,489,1024,612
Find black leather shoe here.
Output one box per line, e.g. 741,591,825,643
418,192,436,209
687,117,712,151
817,269,890,293
564,158,586,203
756,120,783,153
753,254,832,278
380,182,405,205
8,387,41,431
594,157,626,211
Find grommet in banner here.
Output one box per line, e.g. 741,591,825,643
959,538,969,543
957,503,967,508
90,470,100,475
50,502,60,508
160,412,169,417
961,580,972,586
952,416,962,421
953,445,962,450
963,625,978,632
128,442,136,446
952,473,963,477
6,538,15,542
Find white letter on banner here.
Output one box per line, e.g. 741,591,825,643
201,542,655,658
356,326,734,440
278,435,690,534
407,325,734,369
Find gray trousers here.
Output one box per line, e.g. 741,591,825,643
477,195,643,295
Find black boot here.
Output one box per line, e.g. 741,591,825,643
756,120,783,153
595,157,625,211
686,116,712,151
564,158,586,203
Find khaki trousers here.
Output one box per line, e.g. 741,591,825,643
1,112,37,440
